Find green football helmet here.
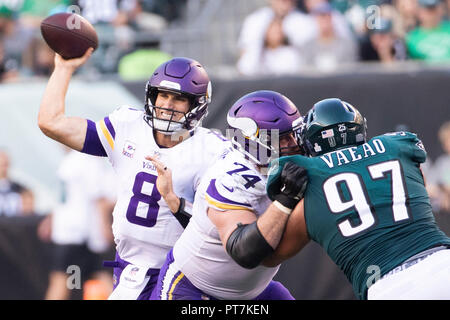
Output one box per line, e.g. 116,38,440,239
301,98,367,156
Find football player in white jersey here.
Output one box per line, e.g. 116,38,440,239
38,49,233,299
150,90,308,300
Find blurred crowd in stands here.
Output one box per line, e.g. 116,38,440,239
237,0,450,75
0,0,184,82
424,121,450,213
0,149,35,217
1,0,450,82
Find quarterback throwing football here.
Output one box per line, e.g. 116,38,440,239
38,49,233,299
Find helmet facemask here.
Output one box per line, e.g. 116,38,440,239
287,116,307,156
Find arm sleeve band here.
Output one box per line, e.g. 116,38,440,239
226,221,274,269
81,120,107,157
173,197,192,228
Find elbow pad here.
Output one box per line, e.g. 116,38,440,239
226,221,274,269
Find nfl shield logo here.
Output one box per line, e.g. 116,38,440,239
123,141,137,158
129,267,139,276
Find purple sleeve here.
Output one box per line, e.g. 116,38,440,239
81,120,107,157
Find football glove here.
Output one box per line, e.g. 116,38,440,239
273,162,308,210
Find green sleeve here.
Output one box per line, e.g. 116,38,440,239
266,155,304,201
382,132,427,163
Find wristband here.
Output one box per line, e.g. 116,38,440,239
174,197,185,214
273,200,293,215
173,197,192,228
274,193,299,210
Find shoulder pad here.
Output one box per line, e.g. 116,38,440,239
205,177,254,212
381,131,421,144
382,131,417,139
108,105,144,124
204,157,265,211
381,131,426,163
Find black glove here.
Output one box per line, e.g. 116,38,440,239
273,162,308,210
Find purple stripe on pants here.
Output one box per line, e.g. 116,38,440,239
151,249,294,300
150,249,216,300
105,253,160,300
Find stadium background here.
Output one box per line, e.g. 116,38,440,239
0,0,449,299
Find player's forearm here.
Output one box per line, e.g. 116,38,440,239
164,192,181,213
257,203,290,249
38,66,87,150
165,192,192,228
222,205,289,269
262,200,309,267
39,65,74,124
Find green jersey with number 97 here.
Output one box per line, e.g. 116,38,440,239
267,132,450,299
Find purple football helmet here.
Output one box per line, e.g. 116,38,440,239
144,57,212,134
227,90,304,166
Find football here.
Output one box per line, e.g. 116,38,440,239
40,13,98,60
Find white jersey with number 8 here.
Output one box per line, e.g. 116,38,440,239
95,106,232,268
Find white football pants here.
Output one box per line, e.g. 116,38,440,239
367,249,450,299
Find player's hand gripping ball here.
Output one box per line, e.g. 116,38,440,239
40,13,98,60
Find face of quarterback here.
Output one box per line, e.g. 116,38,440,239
154,90,191,122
